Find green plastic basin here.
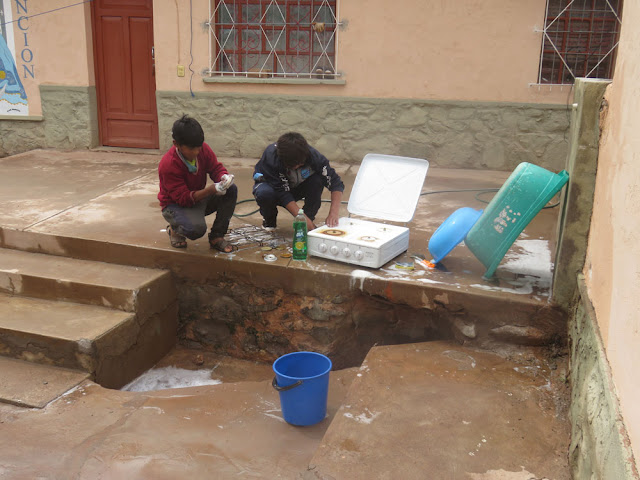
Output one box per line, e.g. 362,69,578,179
465,162,569,278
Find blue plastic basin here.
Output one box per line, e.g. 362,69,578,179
428,207,483,264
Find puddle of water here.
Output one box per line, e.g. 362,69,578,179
121,366,222,392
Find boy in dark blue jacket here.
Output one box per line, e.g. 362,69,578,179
253,132,345,231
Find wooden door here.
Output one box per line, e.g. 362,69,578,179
92,0,158,148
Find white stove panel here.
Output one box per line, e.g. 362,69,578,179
308,217,409,268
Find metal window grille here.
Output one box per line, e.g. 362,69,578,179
538,0,622,84
207,0,340,79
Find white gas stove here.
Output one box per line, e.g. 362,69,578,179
308,217,410,268
308,153,429,268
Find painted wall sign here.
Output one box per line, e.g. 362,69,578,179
0,0,29,115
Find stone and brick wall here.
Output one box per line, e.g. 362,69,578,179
157,91,570,172
0,86,99,157
1,86,569,173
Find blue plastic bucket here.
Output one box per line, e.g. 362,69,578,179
272,351,332,426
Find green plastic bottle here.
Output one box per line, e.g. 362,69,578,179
292,208,308,261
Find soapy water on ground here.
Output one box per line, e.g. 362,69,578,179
471,239,553,296
121,366,222,392
501,239,552,283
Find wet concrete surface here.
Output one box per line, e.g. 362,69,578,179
0,346,359,479
0,149,571,478
0,342,569,479
0,148,561,301
305,341,570,480
0,149,570,367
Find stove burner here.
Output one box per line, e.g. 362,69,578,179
320,229,347,237
359,235,379,242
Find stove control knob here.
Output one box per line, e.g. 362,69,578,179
342,247,351,257
330,245,339,255
318,243,328,253
354,250,364,260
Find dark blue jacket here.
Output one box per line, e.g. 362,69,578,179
253,143,345,205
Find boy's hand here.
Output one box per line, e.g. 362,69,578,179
325,212,339,228
220,174,234,189
214,174,234,195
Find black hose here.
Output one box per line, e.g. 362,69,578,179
232,187,560,219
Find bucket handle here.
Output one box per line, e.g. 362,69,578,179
272,377,303,392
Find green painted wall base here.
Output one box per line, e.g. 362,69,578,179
2,87,569,173
570,275,639,480
157,91,569,171
553,79,610,309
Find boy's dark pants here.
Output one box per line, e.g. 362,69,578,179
253,174,324,226
162,184,238,240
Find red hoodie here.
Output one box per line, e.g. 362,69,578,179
157,142,228,208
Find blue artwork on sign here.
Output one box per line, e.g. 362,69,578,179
1,1,28,115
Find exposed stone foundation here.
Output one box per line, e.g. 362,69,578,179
176,277,566,370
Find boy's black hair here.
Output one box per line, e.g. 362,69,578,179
276,132,310,168
172,114,205,148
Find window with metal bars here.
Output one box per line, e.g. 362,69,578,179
538,0,622,84
207,0,339,79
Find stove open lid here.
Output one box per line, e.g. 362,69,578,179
347,153,429,223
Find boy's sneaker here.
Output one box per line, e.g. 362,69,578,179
262,220,277,232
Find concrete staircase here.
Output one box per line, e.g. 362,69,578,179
0,247,178,406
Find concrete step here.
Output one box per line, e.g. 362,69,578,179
0,229,568,364
0,247,176,318
304,341,570,480
0,292,177,389
0,356,89,408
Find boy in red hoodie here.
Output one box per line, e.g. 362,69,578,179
158,115,237,252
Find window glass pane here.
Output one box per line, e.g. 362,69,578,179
289,29,311,53
219,28,237,50
265,3,286,25
314,4,335,24
313,34,335,54
266,29,286,52
281,54,311,74
547,0,566,17
219,53,240,72
290,5,311,25
241,29,262,52
244,53,271,72
242,4,261,24
218,2,237,24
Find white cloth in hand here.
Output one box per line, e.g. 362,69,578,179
215,174,234,194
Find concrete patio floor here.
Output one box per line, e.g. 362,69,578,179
0,149,570,479
0,148,560,300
